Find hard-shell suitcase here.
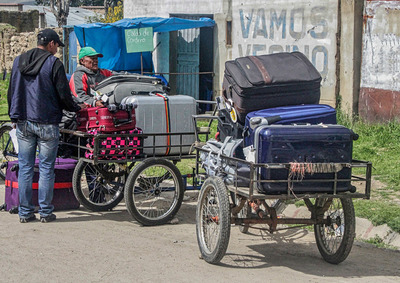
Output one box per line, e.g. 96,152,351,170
251,124,357,194
76,106,136,132
244,104,337,146
222,52,321,124
94,74,167,105
4,158,79,211
120,94,196,156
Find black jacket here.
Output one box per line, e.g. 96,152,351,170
8,48,80,123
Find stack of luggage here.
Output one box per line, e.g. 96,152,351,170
210,51,357,194
75,74,196,159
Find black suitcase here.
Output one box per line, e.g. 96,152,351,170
222,52,322,124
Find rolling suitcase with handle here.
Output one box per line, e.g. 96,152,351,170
250,124,357,194
120,94,196,156
4,158,80,211
76,106,136,132
244,104,337,146
222,52,321,124
94,74,167,105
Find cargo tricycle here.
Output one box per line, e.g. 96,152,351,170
192,115,372,264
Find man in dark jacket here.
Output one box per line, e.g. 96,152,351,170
8,29,85,223
69,47,113,107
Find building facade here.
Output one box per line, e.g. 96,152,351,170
125,0,367,118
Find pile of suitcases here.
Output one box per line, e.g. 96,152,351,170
75,74,197,159
216,52,358,194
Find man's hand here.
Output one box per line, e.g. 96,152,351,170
79,104,88,110
95,100,104,107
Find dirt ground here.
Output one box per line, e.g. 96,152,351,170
0,188,399,282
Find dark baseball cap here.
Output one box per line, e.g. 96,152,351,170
37,29,65,47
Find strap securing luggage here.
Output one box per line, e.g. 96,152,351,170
154,93,171,155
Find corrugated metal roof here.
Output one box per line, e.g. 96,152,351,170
23,5,97,27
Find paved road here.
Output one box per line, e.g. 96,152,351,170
0,189,399,282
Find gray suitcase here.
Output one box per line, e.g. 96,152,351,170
121,94,196,156
94,74,166,105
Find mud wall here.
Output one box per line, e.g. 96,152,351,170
0,25,64,73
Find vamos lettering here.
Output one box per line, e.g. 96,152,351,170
233,3,337,80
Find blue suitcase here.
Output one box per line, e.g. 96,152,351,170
244,104,337,146
252,124,357,194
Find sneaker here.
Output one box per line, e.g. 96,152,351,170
40,214,56,223
20,214,36,223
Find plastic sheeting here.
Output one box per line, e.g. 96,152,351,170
74,17,215,72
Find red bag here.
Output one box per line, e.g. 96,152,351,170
77,107,136,132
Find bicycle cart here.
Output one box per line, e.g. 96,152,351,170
58,128,197,226
0,121,198,225
192,115,372,265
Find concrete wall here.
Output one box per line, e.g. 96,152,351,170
231,0,338,106
124,0,340,106
0,4,23,12
359,0,400,122
125,0,375,117
339,0,364,116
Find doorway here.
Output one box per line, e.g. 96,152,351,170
169,14,214,109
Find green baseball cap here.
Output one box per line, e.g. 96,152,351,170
78,47,103,60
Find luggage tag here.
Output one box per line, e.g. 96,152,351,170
224,98,237,123
243,145,256,163
216,96,227,110
229,108,237,123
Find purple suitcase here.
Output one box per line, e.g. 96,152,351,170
244,104,337,146
252,124,357,194
4,158,79,211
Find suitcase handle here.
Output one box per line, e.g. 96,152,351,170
113,109,133,127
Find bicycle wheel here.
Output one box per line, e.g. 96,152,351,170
0,123,18,180
196,177,231,264
314,197,355,264
124,158,184,226
230,192,250,234
72,159,126,211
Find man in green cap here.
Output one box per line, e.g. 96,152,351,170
70,46,113,107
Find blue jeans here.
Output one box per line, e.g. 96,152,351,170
16,121,59,218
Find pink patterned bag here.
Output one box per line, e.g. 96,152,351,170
85,128,143,160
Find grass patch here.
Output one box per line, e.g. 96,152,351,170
338,111,400,191
353,199,400,233
0,76,10,120
359,235,397,250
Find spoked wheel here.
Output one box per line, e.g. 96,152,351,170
0,123,18,180
72,159,126,211
230,192,250,234
124,158,184,226
314,197,355,264
196,177,231,264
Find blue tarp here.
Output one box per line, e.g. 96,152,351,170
74,17,215,72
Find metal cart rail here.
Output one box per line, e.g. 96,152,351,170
59,128,197,225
